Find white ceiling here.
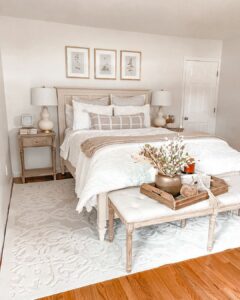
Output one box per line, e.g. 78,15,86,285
0,0,240,39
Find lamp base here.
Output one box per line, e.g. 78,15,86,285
41,130,52,134
38,106,54,132
153,107,166,127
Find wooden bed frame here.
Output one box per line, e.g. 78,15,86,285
56,87,151,241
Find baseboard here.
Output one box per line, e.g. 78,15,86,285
0,178,14,267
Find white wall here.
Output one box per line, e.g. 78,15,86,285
0,50,12,257
0,17,222,176
216,38,240,150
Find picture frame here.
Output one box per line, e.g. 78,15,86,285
94,48,117,80
21,114,33,128
120,50,141,80
65,46,90,78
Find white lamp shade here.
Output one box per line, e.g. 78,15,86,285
151,90,172,106
31,87,57,106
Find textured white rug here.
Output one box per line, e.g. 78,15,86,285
0,179,240,300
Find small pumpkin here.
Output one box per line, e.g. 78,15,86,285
180,184,198,197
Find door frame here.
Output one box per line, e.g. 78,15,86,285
180,57,221,133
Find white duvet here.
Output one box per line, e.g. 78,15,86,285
60,127,240,212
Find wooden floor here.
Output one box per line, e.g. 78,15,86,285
13,176,240,299
38,248,240,300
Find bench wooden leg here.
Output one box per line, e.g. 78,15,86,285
97,193,107,241
207,213,217,251
180,219,187,228
60,158,65,175
126,224,134,273
109,201,114,242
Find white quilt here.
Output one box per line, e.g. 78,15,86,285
60,128,240,212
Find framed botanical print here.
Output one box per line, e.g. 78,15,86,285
120,50,141,80
65,46,90,78
94,48,117,80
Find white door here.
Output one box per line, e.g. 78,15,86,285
182,59,219,133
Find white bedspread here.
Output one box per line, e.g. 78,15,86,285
60,128,240,212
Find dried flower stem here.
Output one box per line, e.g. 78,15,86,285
135,136,193,177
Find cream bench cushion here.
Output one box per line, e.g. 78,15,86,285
109,187,210,223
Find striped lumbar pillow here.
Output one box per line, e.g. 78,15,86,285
89,112,146,130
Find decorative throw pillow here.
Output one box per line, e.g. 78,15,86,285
72,96,109,106
113,104,151,127
72,101,113,130
89,113,146,130
111,94,145,106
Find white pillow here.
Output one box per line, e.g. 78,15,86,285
114,104,151,127
73,101,113,130
65,104,73,128
65,99,109,129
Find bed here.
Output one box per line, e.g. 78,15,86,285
57,88,153,240
57,87,240,241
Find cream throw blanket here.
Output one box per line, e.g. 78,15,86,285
81,131,212,157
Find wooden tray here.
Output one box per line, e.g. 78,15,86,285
140,176,228,210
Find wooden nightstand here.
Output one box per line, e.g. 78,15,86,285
18,131,56,183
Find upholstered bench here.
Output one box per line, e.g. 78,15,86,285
108,187,215,272
208,173,240,250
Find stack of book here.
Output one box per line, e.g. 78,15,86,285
19,128,38,135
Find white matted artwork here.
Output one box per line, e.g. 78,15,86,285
94,49,117,80
65,46,90,78
21,114,33,128
121,50,141,80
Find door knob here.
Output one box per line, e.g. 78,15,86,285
184,117,189,121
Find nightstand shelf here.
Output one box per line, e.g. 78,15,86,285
18,131,56,183
24,167,54,177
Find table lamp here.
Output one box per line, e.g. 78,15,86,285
151,90,172,127
31,87,57,133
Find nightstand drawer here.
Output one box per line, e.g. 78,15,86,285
22,136,52,147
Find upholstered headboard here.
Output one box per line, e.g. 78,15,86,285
56,87,151,148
